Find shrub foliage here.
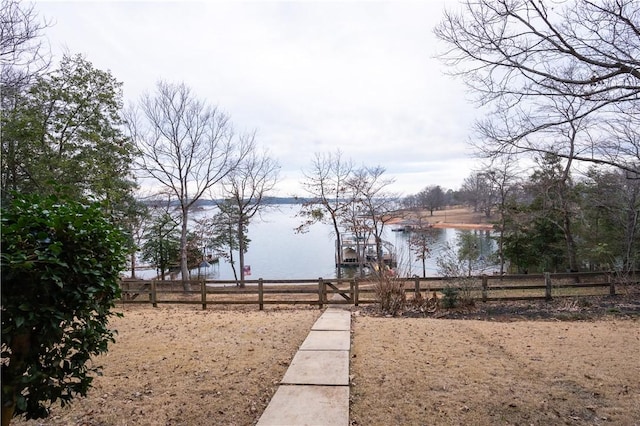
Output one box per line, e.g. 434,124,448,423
1,194,126,421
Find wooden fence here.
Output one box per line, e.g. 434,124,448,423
118,271,637,310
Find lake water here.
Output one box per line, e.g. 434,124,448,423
183,205,496,280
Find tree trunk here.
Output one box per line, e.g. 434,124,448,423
333,222,342,279
562,210,578,272
2,404,15,426
180,206,190,291
130,252,136,279
238,221,245,288
622,206,639,273
375,235,384,274
228,247,238,281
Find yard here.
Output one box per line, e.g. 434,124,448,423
12,297,640,426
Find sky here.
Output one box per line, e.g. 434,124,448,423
34,0,482,197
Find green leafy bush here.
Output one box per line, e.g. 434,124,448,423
441,285,459,309
1,194,126,422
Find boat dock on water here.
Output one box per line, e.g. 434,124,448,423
390,219,434,233
335,233,397,268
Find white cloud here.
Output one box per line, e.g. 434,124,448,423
36,0,481,196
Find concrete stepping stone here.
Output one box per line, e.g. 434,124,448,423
299,330,350,351
256,385,349,426
281,350,349,385
257,307,352,425
312,313,351,331
323,307,349,314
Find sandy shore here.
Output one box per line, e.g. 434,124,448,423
431,222,494,230
388,206,496,230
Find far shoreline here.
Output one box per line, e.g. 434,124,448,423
388,206,496,231
431,222,494,230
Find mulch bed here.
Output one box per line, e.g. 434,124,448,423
360,293,640,322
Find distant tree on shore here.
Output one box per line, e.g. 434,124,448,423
219,144,280,286
126,81,252,290
298,150,354,278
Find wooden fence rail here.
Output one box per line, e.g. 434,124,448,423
118,271,638,310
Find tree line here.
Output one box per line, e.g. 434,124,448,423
432,0,640,276
402,155,640,276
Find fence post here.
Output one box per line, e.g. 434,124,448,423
350,279,355,306
151,280,157,308
258,278,264,311
544,272,552,300
318,278,324,309
608,273,616,296
200,280,207,310
482,274,488,302
354,278,360,307
414,278,420,299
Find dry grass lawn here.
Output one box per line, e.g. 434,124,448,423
12,303,640,426
350,314,640,425
13,305,322,426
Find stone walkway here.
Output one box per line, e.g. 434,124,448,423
256,307,351,425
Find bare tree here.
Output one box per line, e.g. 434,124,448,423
480,158,522,275
0,0,50,94
435,0,640,174
416,185,446,216
345,166,398,274
127,81,251,290
460,171,497,216
297,150,354,278
220,140,280,286
408,225,437,278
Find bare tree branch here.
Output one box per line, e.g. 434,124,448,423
129,81,251,289
436,0,640,174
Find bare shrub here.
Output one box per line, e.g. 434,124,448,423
611,271,640,296
408,291,440,315
373,272,406,316
436,241,479,309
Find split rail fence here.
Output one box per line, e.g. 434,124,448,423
118,271,637,310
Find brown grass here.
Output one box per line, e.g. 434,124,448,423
11,301,640,426
349,315,640,425
12,305,321,426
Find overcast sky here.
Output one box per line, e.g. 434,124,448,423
35,0,481,197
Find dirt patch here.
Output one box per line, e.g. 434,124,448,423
390,206,496,228
431,222,494,230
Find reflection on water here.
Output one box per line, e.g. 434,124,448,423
392,227,496,277
184,205,497,280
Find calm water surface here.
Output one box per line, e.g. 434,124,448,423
188,205,495,280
